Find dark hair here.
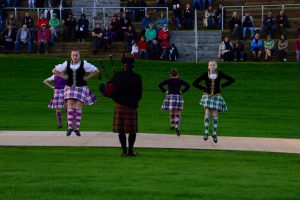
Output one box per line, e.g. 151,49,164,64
170,68,178,77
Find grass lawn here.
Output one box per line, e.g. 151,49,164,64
1,147,300,200
0,55,299,138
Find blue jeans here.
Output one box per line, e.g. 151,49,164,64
243,27,254,39
207,17,214,29
139,50,148,59
175,17,181,29
217,17,223,30
234,50,244,60
15,41,32,53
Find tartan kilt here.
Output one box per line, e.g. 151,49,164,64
48,89,65,108
200,93,228,112
64,86,96,105
113,104,137,134
161,94,184,111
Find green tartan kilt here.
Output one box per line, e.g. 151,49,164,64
200,93,228,112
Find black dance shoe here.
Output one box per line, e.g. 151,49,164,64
128,151,138,157
66,129,73,136
121,152,128,157
212,135,218,143
203,134,209,141
170,126,175,130
74,130,81,137
175,128,180,136
58,125,63,129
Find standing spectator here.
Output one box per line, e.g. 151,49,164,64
92,23,103,55
15,24,32,54
218,36,233,61
77,14,89,43
102,24,113,52
215,3,226,30
156,12,168,31
124,24,136,52
173,2,182,30
295,34,300,62
141,14,153,35
49,13,60,44
36,12,49,29
120,12,131,40
263,11,276,37
183,3,193,29
233,40,245,61
37,23,51,54
277,33,288,62
137,35,149,59
250,33,263,61
3,24,17,52
6,14,17,29
242,12,254,40
276,10,290,35
229,11,242,39
145,23,157,43
203,5,215,29
126,0,138,21
264,34,275,61
64,13,77,42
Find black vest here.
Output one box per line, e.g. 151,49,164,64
66,61,87,87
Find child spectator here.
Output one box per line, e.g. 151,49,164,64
138,35,149,59
131,42,139,59
233,40,245,61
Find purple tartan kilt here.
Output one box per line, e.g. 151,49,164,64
161,94,184,111
48,89,65,108
64,86,96,105
113,104,137,134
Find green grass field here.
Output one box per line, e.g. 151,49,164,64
0,55,300,138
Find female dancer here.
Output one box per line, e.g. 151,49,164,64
192,61,234,143
159,68,190,136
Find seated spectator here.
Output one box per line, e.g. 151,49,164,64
250,33,263,61
203,5,215,29
150,39,162,60
233,40,245,61
156,0,167,7
141,14,153,35
110,14,121,41
169,43,179,61
120,12,131,40
15,24,32,54
138,35,149,59
215,3,226,30
276,10,290,35
126,0,138,22
37,23,51,54
295,34,300,62
102,24,113,52
49,13,60,44
277,33,288,62
145,23,157,43
131,42,139,59
218,36,233,61
157,24,169,41
242,12,254,40
138,0,147,20
156,12,168,31
77,14,89,42
124,24,136,52
44,8,54,20
264,35,275,61
37,12,49,29
160,38,171,60
3,24,17,52
183,3,193,29
22,12,35,41
64,13,77,42
173,2,182,30
0,14,4,32
92,23,103,55
263,11,276,37
229,11,242,39
6,14,17,30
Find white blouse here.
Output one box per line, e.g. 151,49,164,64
55,60,98,73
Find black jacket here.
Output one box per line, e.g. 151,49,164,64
110,69,142,108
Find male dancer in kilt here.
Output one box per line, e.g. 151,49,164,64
110,57,142,157
43,75,67,128
53,49,99,136
192,61,235,143
159,68,190,136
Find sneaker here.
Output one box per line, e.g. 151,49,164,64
212,135,218,143
66,129,73,136
74,130,81,137
175,127,180,136
203,134,208,141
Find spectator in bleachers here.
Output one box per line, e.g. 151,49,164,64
44,8,54,20
150,39,162,59
49,13,60,44
22,12,35,43
37,23,51,54
13,0,20,7
15,24,32,54
77,14,89,43
263,11,276,37
250,33,263,61
92,23,103,55
28,0,35,9
138,35,149,59
64,13,77,42
103,24,113,52
156,12,167,31
296,28,300,36
203,5,215,29
3,24,17,52
169,43,179,61
183,3,193,29
233,40,245,61
138,0,147,20
215,3,226,30
264,34,275,61
120,12,131,40
141,14,153,35
229,11,242,39
124,24,136,52
160,37,170,60
126,0,138,21
277,33,288,62
37,12,49,28
276,10,290,35
110,14,121,40
6,14,17,30
157,24,169,42
131,42,139,58
145,23,157,43
0,13,4,32
242,12,254,40
156,0,167,7
218,35,233,61
295,34,300,62
173,2,182,30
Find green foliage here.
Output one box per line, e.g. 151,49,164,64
0,55,300,138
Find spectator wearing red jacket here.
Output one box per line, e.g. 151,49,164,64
157,24,169,42
37,24,51,54
138,35,149,59
36,13,49,29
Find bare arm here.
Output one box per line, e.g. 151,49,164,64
84,69,99,81
53,68,68,80
43,79,54,89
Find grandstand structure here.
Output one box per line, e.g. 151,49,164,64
0,0,299,61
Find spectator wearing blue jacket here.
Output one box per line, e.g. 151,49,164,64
250,33,263,61
141,14,153,35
